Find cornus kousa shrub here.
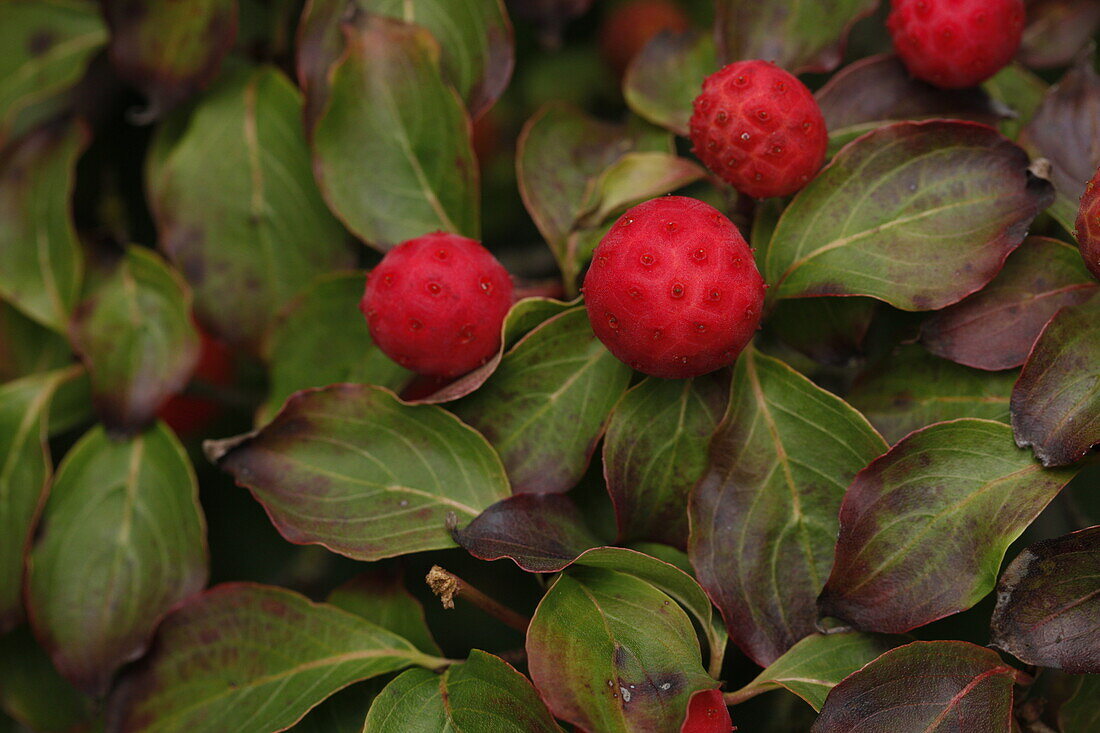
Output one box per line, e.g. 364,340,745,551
3,0,1100,731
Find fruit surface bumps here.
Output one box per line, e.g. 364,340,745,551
689,60,828,200
680,689,734,733
887,0,1025,89
582,196,765,379
1074,166,1100,281
360,232,514,378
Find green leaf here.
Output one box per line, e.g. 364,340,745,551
0,118,87,332
291,679,388,733
260,271,411,424
70,246,200,433
714,0,878,73
0,367,79,633
1061,675,1100,733
149,65,353,352
623,29,716,136
102,0,238,112
766,297,877,366
689,348,887,666
725,632,901,712
0,0,106,145
328,570,441,656
526,567,714,733
1011,294,1100,466
0,626,94,733
0,299,73,383
813,641,1021,732
309,14,478,249
847,345,1016,444
453,308,632,493
108,583,449,733
765,120,1053,311
575,152,705,229
365,650,562,732
819,419,1078,633
26,422,207,695
209,383,511,560
983,63,1047,140
604,374,726,548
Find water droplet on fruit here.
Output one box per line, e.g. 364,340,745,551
706,139,719,150
435,249,448,260
743,306,755,320
479,277,493,294
665,221,678,232
458,324,476,343
740,132,751,141
680,356,689,364
756,109,769,121
426,281,441,295
628,286,642,299
607,313,619,330
695,322,706,332
716,110,728,125
770,144,783,155
709,289,721,301
652,329,663,341
640,253,655,266
670,283,685,298
382,273,395,286
408,318,423,331
734,74,747,86
621,217,634,227
693,248,707,262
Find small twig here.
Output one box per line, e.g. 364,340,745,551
426,565,531,634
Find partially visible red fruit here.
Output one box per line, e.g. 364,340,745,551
1074,165,1100,281
361,232,514,378
887,0,1026,89
599,0,690,76
582,196,765,379
689,60,828,199
681,689,735,733
158,330,233,436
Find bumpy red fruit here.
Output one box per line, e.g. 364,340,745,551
887,0,1025,89
680,689,734,733
1074,166,1100,281
360,232,514,378
583,196,765,379
690,60,828,199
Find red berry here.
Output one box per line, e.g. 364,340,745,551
158,330,233,436
689,60,828,199
1074,166,1100,281
582,196,765,379
360,232,514,378
887,0,1025,89
599,0,690,77
680,689,734,733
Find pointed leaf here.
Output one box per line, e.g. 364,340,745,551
108,583,448,733
604,374,726,548
848,345,1016,444
0,118,86,333
526,567,714,733
922,238,1097,370
576,152,705,228
103,0,238,113
714,0,879,73
990,526,1100,673
689,348,887,666
623,29,716,136
328,570,441,656
453,308,632,493
1060,675,1100,733
813,641,1020,732
309,14,478,249
1011,295,1100,466
819,419,1078,633
766,121,1053,311
0,0,106,145
70,247,200,433
149,65,353,352
26,422,208,695
209,383,511,561
725,631,901,712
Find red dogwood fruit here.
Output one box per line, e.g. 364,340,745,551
681,689,735,733
1074,166,1100,281
360,232,514,378
582,196,765,379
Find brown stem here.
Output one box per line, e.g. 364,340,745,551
426,565,531,634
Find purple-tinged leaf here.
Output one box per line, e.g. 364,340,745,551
1021,54,1100,234
623,29,716,136
575,152,705,229
107,583,448,733
690,348,887,666
766,121,1053,311
604,374,726,549
0,119,87,334
1060,675,1100,733
983,63,1048,141
813,641,1022,732
453,493,600,572
922,238,1097,371
725,631,901,712
327,570,441,656
103,0,238,115
526,567,715,733
0,626,94,733
208,383,510,561
990,526,1100,673
767,297,877,366
364,650,562,732
714,0,879,74
1011,294,1100,466
819,419,1078,634
1020,0,1100,69
26,422,208,696
453,308,632,494
70,247,200,434
847,345,1016,444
